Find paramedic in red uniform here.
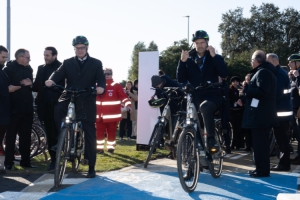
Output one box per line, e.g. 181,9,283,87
96,68,132,154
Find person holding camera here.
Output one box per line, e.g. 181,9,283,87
177,30,228,153
288,54,300,165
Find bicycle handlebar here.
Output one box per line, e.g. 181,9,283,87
51,84,96,95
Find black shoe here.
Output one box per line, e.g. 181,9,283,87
5,164,14,170
51,144,58,152
290,155,300,162
250,171,270,178
47,162,56,172
291,158,300,165
107,149,114,154
97,149,104,154
86,170,96,178
208,138,219,154
270,164,290,171
244,147,251,152
20,164,37,168
248,170,256,175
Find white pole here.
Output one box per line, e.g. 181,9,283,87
7,0,11,60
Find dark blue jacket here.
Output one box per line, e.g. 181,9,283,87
275,65,293,122
290,69,300,110
242,62,278,128
3,61,33,114
0,64,10,125
176,50,228,109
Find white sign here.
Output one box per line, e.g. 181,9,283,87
137,51,160,145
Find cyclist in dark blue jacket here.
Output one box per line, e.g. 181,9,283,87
267,53,293,171
177,30,228,152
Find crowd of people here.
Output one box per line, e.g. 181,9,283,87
1,29,300,180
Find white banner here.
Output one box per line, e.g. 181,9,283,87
137,51,160,145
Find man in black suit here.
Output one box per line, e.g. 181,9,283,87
45,36,106,178
32,47,63,171
3,48,34,170
242,50,277,178
0,45,21,154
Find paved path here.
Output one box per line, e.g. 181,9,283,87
1,151,300,200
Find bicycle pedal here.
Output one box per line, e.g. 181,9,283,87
81,159,89,165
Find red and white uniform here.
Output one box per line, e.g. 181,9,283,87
96,79,131,150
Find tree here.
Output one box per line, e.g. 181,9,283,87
128,41,158,81
159,39,189,79
119,80,127,88
219,3,300,77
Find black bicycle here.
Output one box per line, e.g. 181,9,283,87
52,84,95,187
177,83,226,193
144,87,185,168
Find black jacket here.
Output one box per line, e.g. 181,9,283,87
275,65,293,122
177,50,228,108
49,54,106,122
242,62,278,128
0,64,10,125
3,60,33,114
32,59,64,121
155,75,182,114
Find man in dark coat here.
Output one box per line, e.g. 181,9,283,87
3,48,35,170
266,53,293,171
45,36,106,178
242,50,277,178
0,46,21,154
177,30,228,152
32,47,64,171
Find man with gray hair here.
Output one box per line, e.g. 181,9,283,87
3,48,35,170
242,50,277,178
267,53,293,171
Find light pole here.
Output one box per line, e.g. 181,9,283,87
183,16,190,45
7,0,11,60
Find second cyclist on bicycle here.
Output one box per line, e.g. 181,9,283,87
177,30,228,153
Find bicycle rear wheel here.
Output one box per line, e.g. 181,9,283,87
144,125,162,168
72,127,84,173
54,127,70,187
208,130,224,178
2,128,40,161
177,127,199,193
32,123,47,156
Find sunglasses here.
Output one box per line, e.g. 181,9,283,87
104,73,112,76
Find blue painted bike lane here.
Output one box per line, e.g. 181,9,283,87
42,159,299,200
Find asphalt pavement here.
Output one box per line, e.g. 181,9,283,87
1,149,300,200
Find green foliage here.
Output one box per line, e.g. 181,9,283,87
128,41,158,81
219,3,300,73
119,80,127,88
159,39,189,79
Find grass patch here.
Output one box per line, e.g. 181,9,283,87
7,138,169,173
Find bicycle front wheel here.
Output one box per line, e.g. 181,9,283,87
72,127,84,173
144,125,162,168
177,127,199,193
54,127,70,187
208,130,224,178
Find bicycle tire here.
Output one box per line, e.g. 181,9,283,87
177,127,199,193
54,127,70,187
2,128,40,161
72,127,84,173
32,123,47,156
144,125,162,168
208,129,224,178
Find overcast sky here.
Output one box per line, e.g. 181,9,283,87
0,0,299,82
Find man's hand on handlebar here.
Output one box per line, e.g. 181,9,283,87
96,87,104,94
45,80,55,87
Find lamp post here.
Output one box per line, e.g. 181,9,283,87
183,16,190,45
7,0,11,60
